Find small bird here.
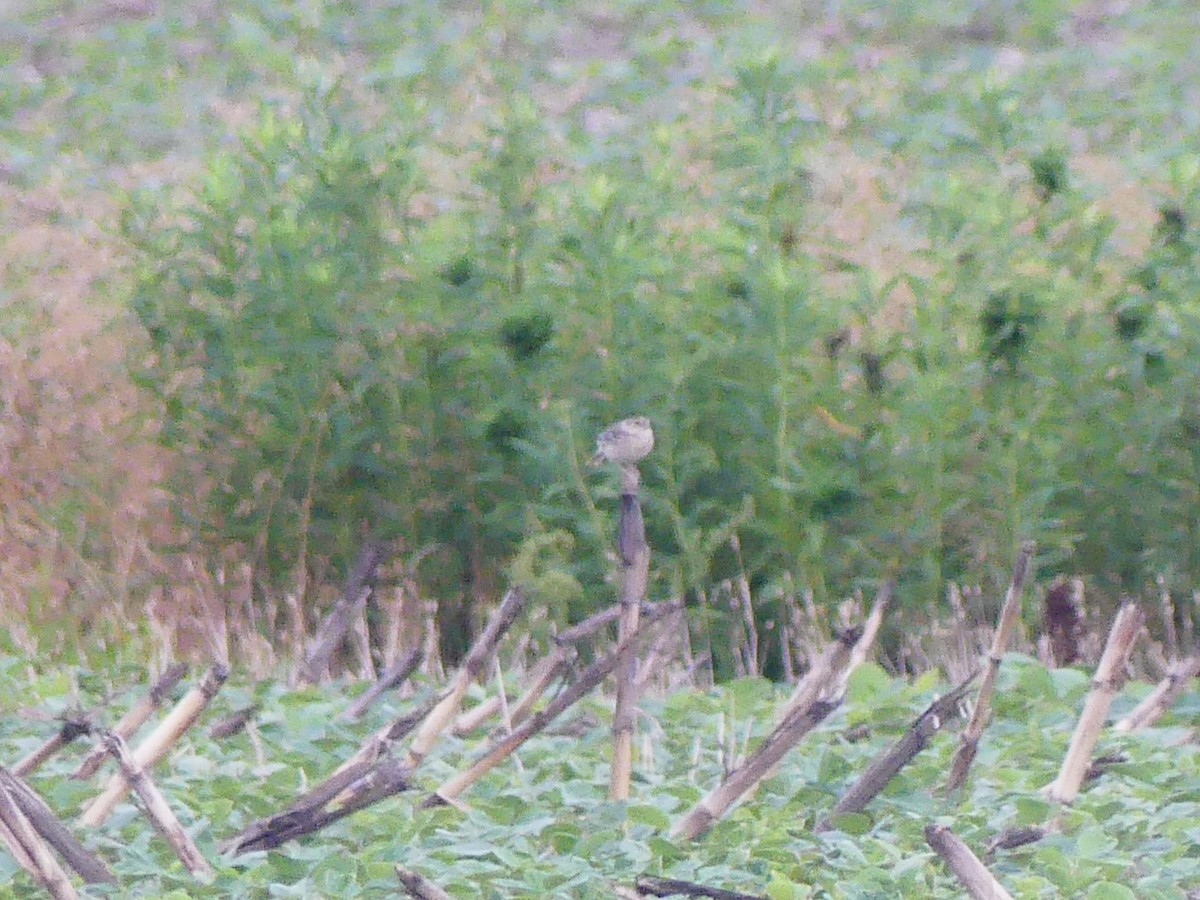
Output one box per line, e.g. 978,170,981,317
590,415,654,467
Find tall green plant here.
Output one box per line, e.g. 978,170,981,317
125,88,420,607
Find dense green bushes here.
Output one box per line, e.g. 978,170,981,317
116,5,1200,674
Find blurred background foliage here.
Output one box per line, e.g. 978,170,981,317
4,0,1200,676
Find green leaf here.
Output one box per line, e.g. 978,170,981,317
627,804,671,831
824,812,872,836
1085,885,1137,900
766,873,811,900
847,664,891,704
1075,826,1118,859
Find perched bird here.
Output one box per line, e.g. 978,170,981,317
590,415,654,467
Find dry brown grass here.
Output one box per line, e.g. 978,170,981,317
0,177,170,655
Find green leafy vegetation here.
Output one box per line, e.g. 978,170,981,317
3,3,1200,895
1,659,1197,896
125,85,421,586
5,3,1200,664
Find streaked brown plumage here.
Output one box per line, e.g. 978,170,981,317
590,415,654,466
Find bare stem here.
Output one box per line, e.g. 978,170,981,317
946,541,1035,792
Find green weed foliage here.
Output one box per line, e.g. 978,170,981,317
6,0,1200,665
2,659,1198,896
125,88,422,587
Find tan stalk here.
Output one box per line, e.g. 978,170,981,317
749,584,891,791
290,423,319,659
695,589,716,687
421,596,445,681
727,585,747,679
1045,602,1144,803
71,663,189,780
925,823,1014,900
102,732,213,881
1116,653,1200,732
299,538,390,684
948,582,971,673
351,607,376,681
80,664,228,827
0,814,41,887
730,534,759,677
1157,574,1179,659
610,464,650,800
820,671,978,829
454,598,669,729
988,824,1051,856
285,592,307,683
779,617,795,683
633,604,687,693
454,653,516,736
492,657,518,754
228,758,410,854
403,587,525,769
396,865,455,900
0,768,114,885
13,713,92,779
451,695,500,737
635,875,764,899
671,626,865,842
424,603,681,808
555,602,623,643
496,650,576,735
946,541,1035,792
848,582,892,671
781,582,892,721
335,690,447,779
208,704,260,740
1186,591,1199,651
339,646,423,722
0,782,78,899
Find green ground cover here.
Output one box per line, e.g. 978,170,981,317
2,657,1197,897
